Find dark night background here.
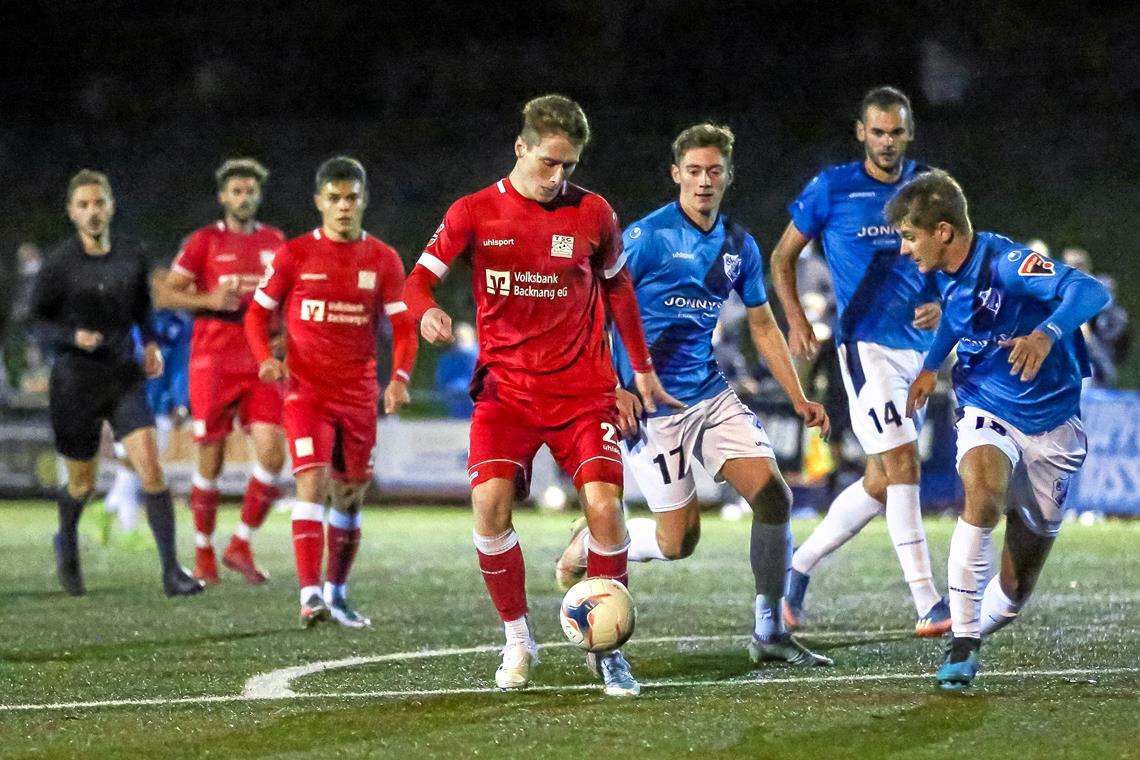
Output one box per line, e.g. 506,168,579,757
3,0,1137,385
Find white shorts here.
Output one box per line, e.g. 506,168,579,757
622,388,774,512
955,406,1087,538
838,341,926,455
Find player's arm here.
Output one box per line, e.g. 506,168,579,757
999,266,1110,382
404,201,473,345
245,248,290,382
132,254,163,379
380,252,418,415
746,303,829,438
153,270,240,312
906,318,961,417
595,205,683,414
769,221,818,360
29,253,93,350
156,234,241,312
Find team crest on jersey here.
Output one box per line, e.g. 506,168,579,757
1018,252,1055,277
358,270,377,289
977,287,1002,315
260,250,275,267
550,234,574,258
485,269,511,295
723,252,742,281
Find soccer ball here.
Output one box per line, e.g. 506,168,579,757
559,577,636,653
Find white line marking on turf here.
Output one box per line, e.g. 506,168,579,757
3,631,1137,713
241,631,914,699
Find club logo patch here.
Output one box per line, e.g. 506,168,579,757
1018,252,1055,277
723,252,742,281
551,234,575,258
358,270,376,289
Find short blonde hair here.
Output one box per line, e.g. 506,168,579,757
67,169,112,203
520,94,590,148
672,123,735,166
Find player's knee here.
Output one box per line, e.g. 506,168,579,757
749,476,792,523
67,482,95,502
657,524,699,559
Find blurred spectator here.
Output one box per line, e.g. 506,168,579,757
2,242,49,395
1062,246,1131,388
435,321,477,418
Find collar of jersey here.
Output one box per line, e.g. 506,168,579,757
673,200,722,236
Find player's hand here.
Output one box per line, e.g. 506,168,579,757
1000,329,1054,382
912,301,941,331
420,307,453,345
383,378,411,415
269,334,286,360
258,357,288,383
143,343,164,379
906,369,937,418
787,316,820,361
794,399,830,441
633,370,685,415
207,282,241,312
615,387,643,438
74,329,103,351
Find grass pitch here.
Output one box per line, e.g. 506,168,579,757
1,501,1137,759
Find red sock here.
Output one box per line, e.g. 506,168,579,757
291,502,325,589
190,483,220,540
475,531,527,622
240,477,281,530
587,542,630,589
326,510,361,586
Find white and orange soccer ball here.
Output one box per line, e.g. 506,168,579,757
559,577,636,653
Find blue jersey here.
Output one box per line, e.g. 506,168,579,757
145,310,192,414
612,202,767,416
790,159,936,349
930,232,1095,434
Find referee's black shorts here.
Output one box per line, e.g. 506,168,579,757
49,355,155,461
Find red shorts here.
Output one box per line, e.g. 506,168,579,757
282,380,378,482
467,392,623,499
189,366,283,443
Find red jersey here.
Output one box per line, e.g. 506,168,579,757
412,178,631,399
252,229,407,400
171,221,285,373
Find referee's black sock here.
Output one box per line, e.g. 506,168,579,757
144,489,179,573
57,490,89,537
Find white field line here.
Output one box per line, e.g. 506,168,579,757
2,631,1137,713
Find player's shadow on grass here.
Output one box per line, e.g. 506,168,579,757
800,630,917,652
0,628,284,664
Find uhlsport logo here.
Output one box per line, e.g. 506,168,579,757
551,234,575,258
300,299,326,322
485,269,511,295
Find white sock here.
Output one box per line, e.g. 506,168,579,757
504,616,532,644
980,575,1021,635
155,414,173,454
300,585,322,605
947,518,992,639
323,581,347,604
627,517,667,562
885,483,941,614
235,522,253,541
792,478,884,574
